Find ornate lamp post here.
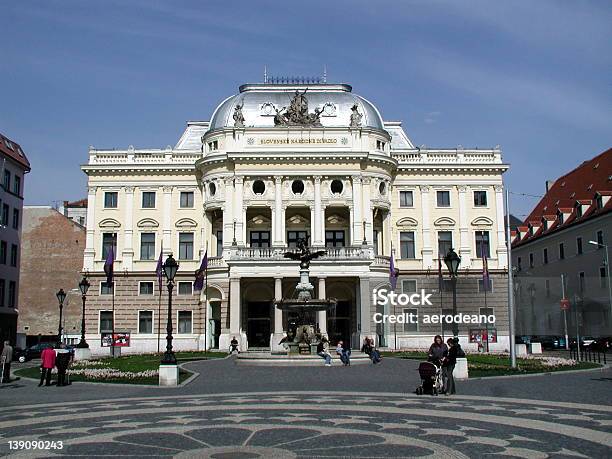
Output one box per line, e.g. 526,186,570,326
56,289,67,346
76,276,91,348
443,248,461,339
161,254,179,364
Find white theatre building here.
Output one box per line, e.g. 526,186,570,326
81,81,510,355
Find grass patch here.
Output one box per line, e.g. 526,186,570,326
380,351,602,377
14,351,224,385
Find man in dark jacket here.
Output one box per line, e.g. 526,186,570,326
55,344,72,387
442,338,459,395
1,341,13,383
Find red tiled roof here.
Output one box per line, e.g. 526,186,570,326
65,198,88,208
0,132,31,171
513,148,611,247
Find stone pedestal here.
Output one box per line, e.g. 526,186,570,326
453,357,469,380
515,344,528,357
73,347,91,362
159,364,179,386
530,342,542,354
270,333,288,354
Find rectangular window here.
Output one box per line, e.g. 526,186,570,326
478,279,493,292
578,272,585,294
104,192,118,208
438,231,453,258
139,282,154,295
10,244,17,267
3,170,10,190
596,230,604,246
180,191,194,208
400,231,416,259
8,281,16,307
529,253,534,268
517,257,522,271
178,282,193,295
102,233,117,260
142,191,156,208
250,231,270,248
325,230,345,248
473,190,487,207
140,233,156,260
178,311,193,334
543,248,548,264
13,176,20,195
100,281,114,295
0,279,4,306
12,209,19,229
576,205,583,218
559,243,565,260
373,230,379,255
99,311,113,333
545,279,551,297
2,204,8,226
179,233,194,260
576,237,583,255
287,231,308,248
601,267,608,289
475,231,490,258
436,190,450,207
216,230,223,257
403,308,418,332
138,311,153,334
399,190,413,207
402,279,417,293
0,241,6,264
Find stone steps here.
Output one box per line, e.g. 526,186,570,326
236,351,374,366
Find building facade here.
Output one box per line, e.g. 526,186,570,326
59,198,88,227
0,132,30,348
82,82,510,355
512,148,611,338
18,206,86,347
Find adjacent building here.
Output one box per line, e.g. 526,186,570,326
511,148,611,338
59,198,88,227
0,132,30,348
81,81,510,354
18,206,86,346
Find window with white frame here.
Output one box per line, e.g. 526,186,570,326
179,233,194,260
399,190,413,207
473,190,487,207
139,282,154,295
138,311,153,334
180,191,194,208
438,231,453,258
140,233,156,260
400,231,415,259
100,281,114,295
402,279,417,293
475,231,490,258
142,191,156,208
99,311,113,333
178,311,192,334
178,282,193,295
104,192,118,208
403,308,418,332
436,190,450,207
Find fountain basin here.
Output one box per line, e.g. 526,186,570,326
274,298,337,312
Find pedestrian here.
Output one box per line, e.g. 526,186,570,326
229,336,239,354
55,344,71,387
39,346,56,387
442,338,458,395
427,335,447,366
336,340,351,366
317,338,332,366
1,340,13,383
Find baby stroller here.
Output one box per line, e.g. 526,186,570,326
415,360,443,395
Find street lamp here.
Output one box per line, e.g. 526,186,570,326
443,248,461,339
161,254,179,364
588,240,612,322
56,288,66,346
76,276,91,348
527,283,536,335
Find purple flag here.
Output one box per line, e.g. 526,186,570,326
155,245,163,293
103,246,114,285
389,251,399,291
481,243,490,291
193,251,208,290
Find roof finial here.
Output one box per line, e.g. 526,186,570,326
264,65,268,83
323,65,327,83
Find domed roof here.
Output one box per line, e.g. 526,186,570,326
209,83,385,131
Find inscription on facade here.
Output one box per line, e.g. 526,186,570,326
259,138,338,145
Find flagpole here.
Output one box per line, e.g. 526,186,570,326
484,277,489,353
203,242,208,353
157,281,162,353
439,258,444,341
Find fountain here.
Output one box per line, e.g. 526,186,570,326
274,239,337,355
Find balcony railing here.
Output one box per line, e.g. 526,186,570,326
227,246,375,262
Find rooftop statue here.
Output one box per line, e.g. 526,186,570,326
274,89,323,127
233,102,245,128
350,103,362,127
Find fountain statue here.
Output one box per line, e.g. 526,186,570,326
274,239,337,354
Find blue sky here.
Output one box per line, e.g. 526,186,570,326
1,0,610,217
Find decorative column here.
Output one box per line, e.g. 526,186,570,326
458,185,471,266
320,204,327,245
382,209,391,256
229,277,242,347
313,176,323,246
234,177,245,246
494,185,508,268
351,176,363,244
273,177,283,246
317,277,327,336
223,178,234,248
310,205,316,243
162,186,173,256
420,185,433,268
271,277,285,352
358,276,371,344
280,204,287,247
122,186,135,270
362,178,373,244
83,186,96,270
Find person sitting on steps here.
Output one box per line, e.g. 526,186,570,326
229,336,240,354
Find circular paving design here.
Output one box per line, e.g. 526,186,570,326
1,391,611,458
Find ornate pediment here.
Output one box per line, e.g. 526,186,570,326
137,218,159,228
99,218,121,229
250,214,271,225
175,218,198,229
326,214,347,225
287,214,309,225
471,216,494,227
433,217,456,227
396,217,418,227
